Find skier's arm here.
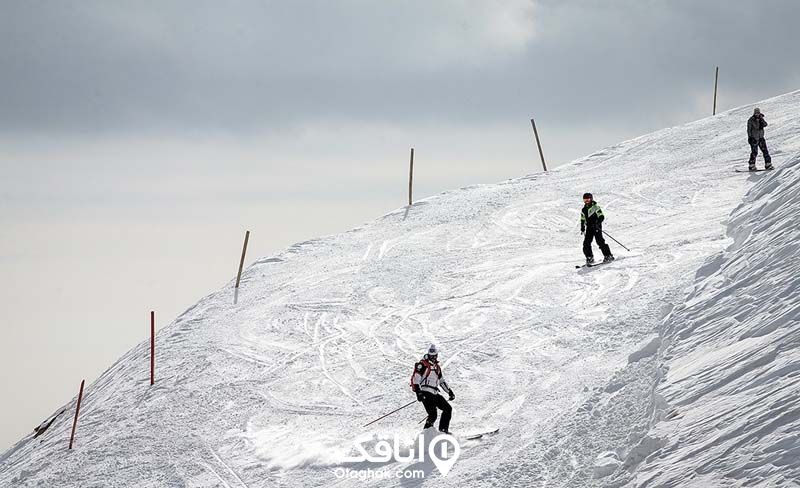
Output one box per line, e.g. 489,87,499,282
580,212,586,233
410,365,426,401
410,362,425,390
596,206,605,226
439,378,455,400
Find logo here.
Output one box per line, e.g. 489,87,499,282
428,434,460,476
339,432,461,478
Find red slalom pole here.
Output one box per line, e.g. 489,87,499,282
150,311,155,386
68,379,85,449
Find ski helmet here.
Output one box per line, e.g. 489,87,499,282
754,107,761,115
426,344,439,358
583,192,593,200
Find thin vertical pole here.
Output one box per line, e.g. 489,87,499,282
68,379,85,450
235,230,250,289
530,118,548,172
713,66,719,115
150,311,155,386
408,148,414,206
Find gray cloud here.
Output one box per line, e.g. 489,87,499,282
2,0,799,136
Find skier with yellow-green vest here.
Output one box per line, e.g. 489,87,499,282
580,193,614,265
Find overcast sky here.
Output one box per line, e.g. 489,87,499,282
2,0,799,451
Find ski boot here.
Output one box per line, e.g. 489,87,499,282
586,256,595,265
749,165,757,172
439,428,453,436
765,164,775,170
603,255,615,263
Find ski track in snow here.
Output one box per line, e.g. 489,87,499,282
2,91,800,487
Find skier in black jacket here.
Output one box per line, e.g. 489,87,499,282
747,108,773,171
580,193,614,265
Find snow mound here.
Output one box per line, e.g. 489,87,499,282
614,153,800,487
593,451,622,479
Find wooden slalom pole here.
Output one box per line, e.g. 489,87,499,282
235,230,250,289
713,66,719,115
408,148,414,206
68,379,85,450
530,118,548,172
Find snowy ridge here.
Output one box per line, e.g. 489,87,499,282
2,90,800,487
612,153,800,487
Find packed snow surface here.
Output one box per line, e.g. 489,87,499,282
2,90,799,487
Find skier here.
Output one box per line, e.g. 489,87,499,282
748,108,773,171
410,344,455,434
580,193,614,265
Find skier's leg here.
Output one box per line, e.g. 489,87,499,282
760,138,772,167
594,230,612,258
422,394,438,428
433,395,452,432
749,140,758,169
583,232,594,259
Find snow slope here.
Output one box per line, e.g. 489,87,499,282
2,90,799,487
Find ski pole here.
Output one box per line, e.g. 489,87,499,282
602,230,631,252
363,401,416,428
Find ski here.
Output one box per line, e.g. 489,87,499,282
460,428,500,441
576,261,610,269
735,169,772,172
575,255,623,269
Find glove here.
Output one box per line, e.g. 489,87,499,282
580,230,585,235
748,137,756,145
448,390,455,401
416,392,425,402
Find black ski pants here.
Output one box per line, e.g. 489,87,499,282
749,137,771,166
421,392,452,432
583,228,611,259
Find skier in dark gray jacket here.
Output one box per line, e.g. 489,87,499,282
747,108,773,171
